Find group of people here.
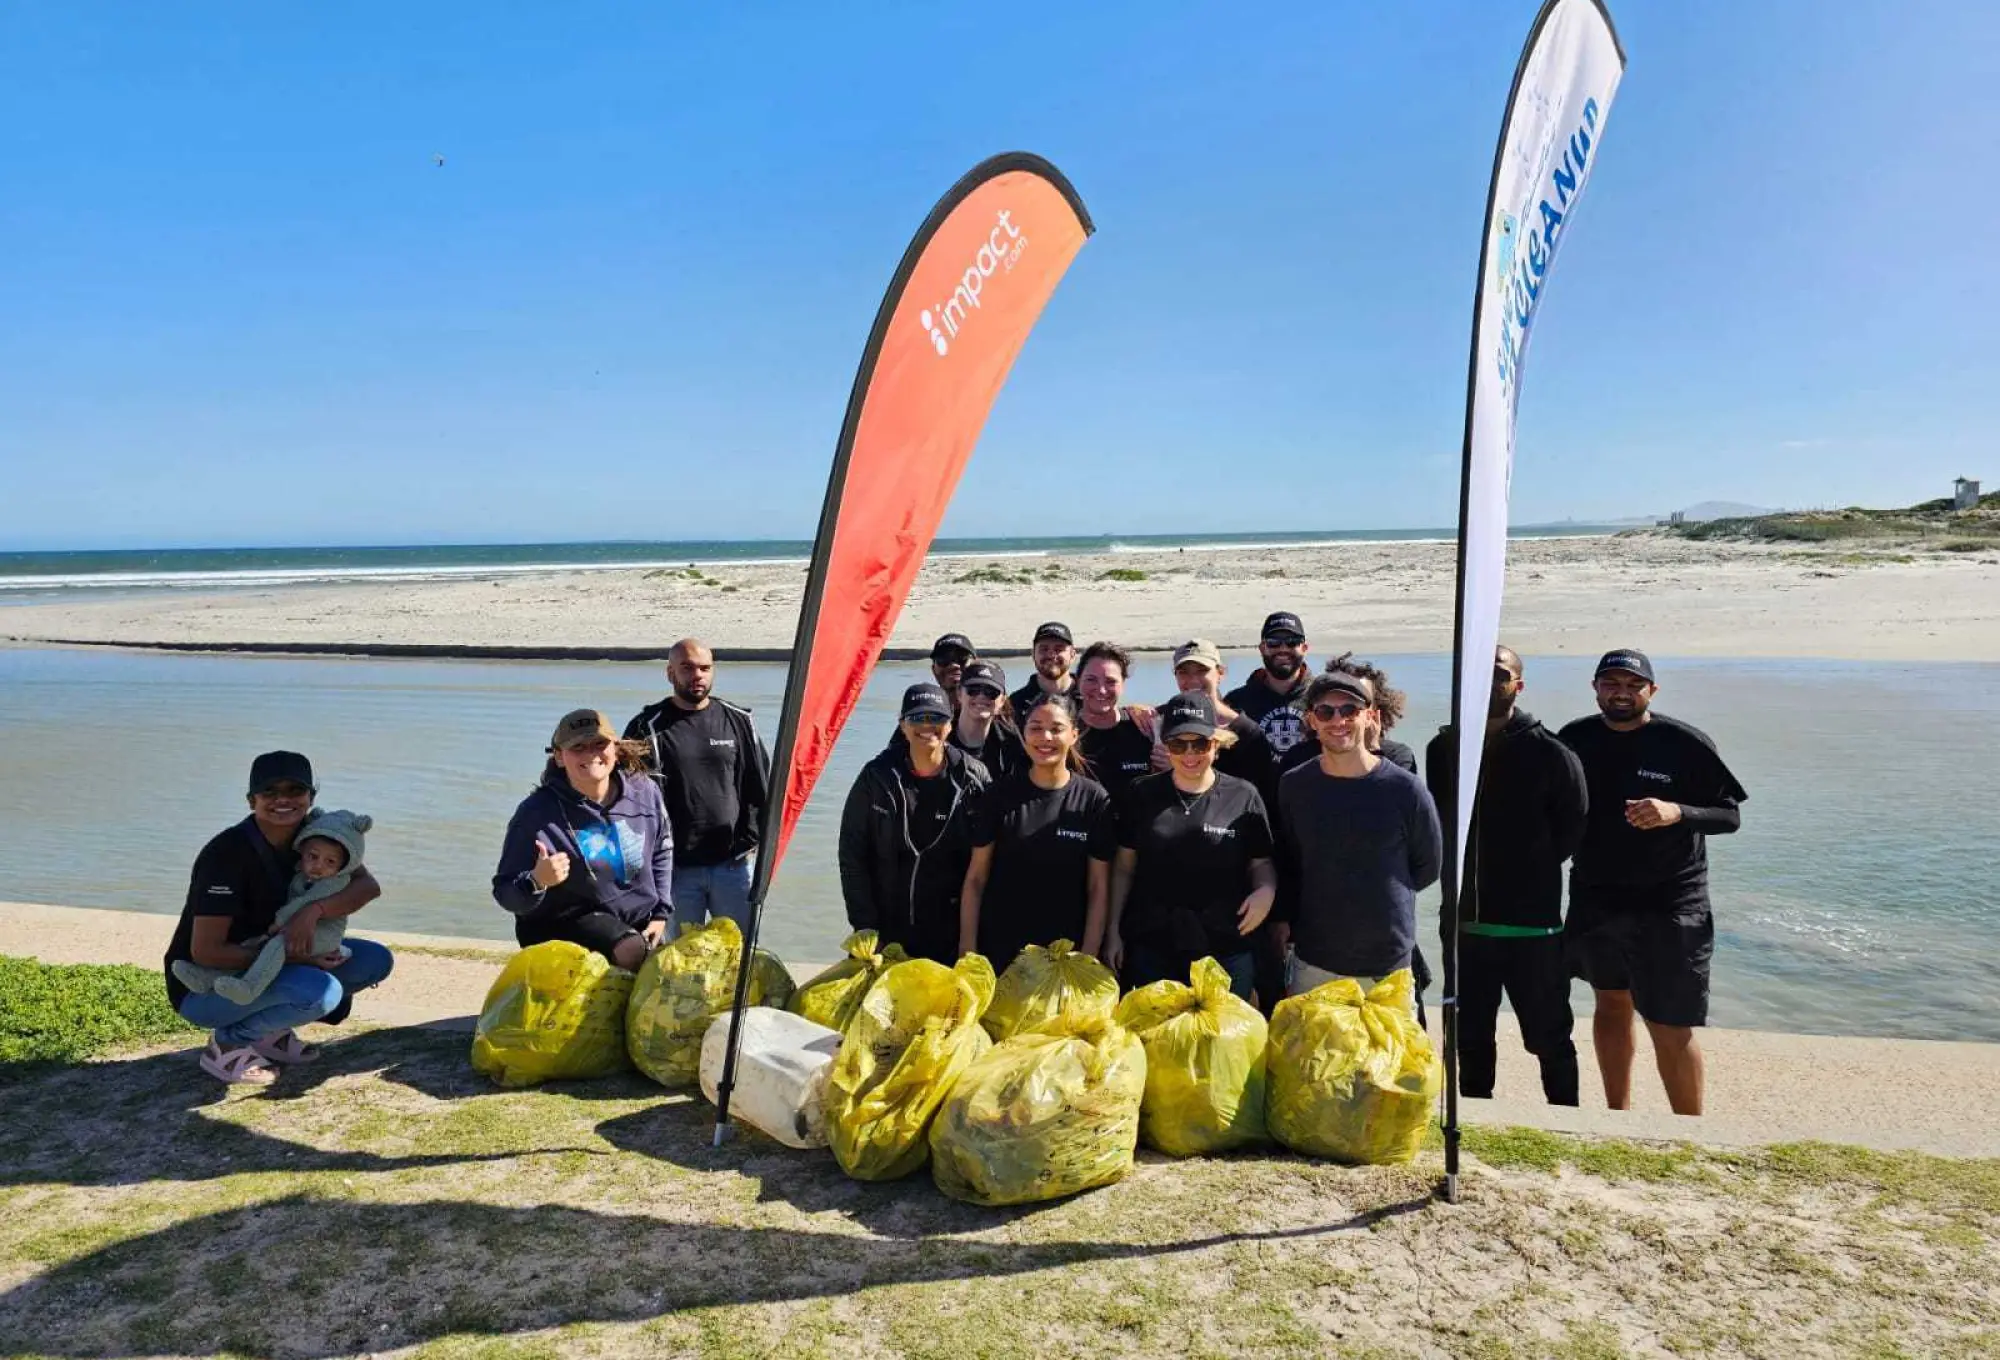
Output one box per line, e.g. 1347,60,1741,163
164,620,1745,1117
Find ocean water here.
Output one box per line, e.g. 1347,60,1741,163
0,646,1993,1042
0,526,1625,596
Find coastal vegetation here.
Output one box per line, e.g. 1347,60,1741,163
1664,488,1999,549
1,976,1993,1357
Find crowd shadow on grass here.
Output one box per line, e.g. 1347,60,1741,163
0,1191,1434,1359
592,1097,1073,1239
0,1024,610,1190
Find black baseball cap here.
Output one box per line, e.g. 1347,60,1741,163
960,659,1007,694
1261,611,1306,643
931,633,975,662
1157,691,1219,741
1594,648,1656,683
900,682,953,722
1313,671,1375,706
1032,621,1073,645
248,751,315,796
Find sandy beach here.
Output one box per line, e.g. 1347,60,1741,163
7,532,2000,661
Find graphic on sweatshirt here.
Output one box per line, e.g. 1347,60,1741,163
575,822,645,885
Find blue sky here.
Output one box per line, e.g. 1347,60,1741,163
2,1,1993,549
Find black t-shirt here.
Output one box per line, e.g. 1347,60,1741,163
1216,712,1276,810
950,722,1026,783
625,699,767,866
1117,771,1274,958
1009,678,1076,718
972,773,1116,968
164,818,298,1008
1559,714,1747,908
1224,673,1310,757
1081,717,1156,798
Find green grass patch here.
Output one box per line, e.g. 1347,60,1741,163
0,955,197,1071
1461,1125,1710,1183
953,564,1038,586
1098,568,1147,582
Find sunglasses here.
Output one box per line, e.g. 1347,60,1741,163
1163,735,1215,754
1311,702,1366,722
962,685,1002,699
933,653,972,667
904,714,950,729
1263,635,1305,648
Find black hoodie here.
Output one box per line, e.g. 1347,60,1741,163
1425,709,1588,932
837,742,991,963
493,767,674,937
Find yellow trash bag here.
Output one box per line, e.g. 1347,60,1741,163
826,953,996,1181
1266,969,1440,1164
789,930,907,1034
1113,955,1268,1156
626,918,791,1088
470,940,634,1087
981,939,1120,1042
930,1010,1147,1206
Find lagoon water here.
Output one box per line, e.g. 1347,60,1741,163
0,646,1994,1042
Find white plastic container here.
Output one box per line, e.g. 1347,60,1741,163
699,1007,844,1149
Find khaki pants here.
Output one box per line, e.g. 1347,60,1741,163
1288,957,1419,1018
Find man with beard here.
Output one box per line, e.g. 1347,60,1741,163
1426,645,1588,1106
1224,611,1312,757
1009,621,1077,713
1560,649,1747,1116
930,633,976,705
624,638,770,935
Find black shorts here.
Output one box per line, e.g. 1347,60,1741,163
1566,897,1713,1028
516,910,642,963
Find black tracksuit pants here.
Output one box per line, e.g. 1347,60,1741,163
1458,931,1578,1106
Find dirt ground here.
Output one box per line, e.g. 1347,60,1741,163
1,1023,1995,1360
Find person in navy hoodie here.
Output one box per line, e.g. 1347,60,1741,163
493,709,674,971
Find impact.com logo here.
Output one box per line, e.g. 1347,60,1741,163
919,209,1027,356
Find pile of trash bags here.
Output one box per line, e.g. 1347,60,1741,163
1114,956,1268,1156
476,926,1443,1201
1266,970,1440,1164
626,918,793,1088
930,1009,1146,1205
789,930,907,1034
825,954,995,1181
470,940,634,1087
981,939,1119,1042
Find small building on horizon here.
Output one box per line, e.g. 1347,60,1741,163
1956,476,1982,511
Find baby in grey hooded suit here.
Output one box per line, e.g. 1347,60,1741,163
172,808,371,1003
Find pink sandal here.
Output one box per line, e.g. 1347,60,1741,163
251,1029,320,1065
200,1039,278,1086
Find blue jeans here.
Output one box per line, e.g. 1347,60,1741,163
1122,943,1256,1004
670,857,755,937
178,938,395,1047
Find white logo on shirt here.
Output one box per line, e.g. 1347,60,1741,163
1637,768,1673,784
1203,824,1236,838
709,738,736,748
205,885,234,896
1055,828,1089,842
